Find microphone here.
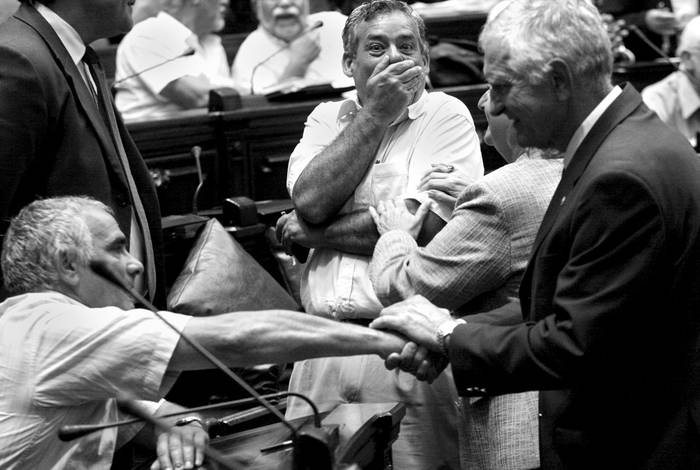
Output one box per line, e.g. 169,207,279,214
113,48,196,86
58,391,312,441
86,261,337,469
249,20,324,95
191,145,204,215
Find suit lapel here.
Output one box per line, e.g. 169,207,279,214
519,84,644,309
14,4,129,189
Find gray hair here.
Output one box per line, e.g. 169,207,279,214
342,0,427,60
2,196,110,295
479,0,612,93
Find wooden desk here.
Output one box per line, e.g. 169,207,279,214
210,402,405,469
126,84,492,215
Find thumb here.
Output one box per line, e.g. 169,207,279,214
414,199,433,223
428,190,454,207
368,205,380,226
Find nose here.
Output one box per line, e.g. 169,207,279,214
125,253,144,280
477,90,489,111
386,43,408,64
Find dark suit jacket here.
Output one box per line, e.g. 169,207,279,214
449,84,700,469
0,3,165,306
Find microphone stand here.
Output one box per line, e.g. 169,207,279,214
58,391,311,441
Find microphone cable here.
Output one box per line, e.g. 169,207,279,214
87,261,318,439
113,48,196,87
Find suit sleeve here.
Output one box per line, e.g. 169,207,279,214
0,45,48,228
449,170,666,395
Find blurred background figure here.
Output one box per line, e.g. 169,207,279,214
642,15,700,148
0,0,17,24
115,0,235,120
131,0,166,24
597,0,699,62
231,0,350,94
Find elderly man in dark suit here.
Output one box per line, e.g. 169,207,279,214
372,1,700,469
0,0,165,305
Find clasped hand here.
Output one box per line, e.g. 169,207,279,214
369,197,432,237
275,210,322,255
417,163,474,207
151,422,209,470
371,295,455,382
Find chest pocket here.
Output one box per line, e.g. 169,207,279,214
354,160,409,209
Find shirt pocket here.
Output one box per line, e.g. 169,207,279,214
354,161,409,208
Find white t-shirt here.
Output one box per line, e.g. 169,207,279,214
0,292,190,469
115,12,234,120
231,11,351,95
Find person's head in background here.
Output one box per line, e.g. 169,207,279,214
162,0,229,38
677,15,700,94
478,89,521,163
480,0,612,151
254,0,310,42
341,0,429,104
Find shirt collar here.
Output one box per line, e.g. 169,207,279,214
676,71,700,119
337,89,429,124
563,85,622,167
35,2,85,66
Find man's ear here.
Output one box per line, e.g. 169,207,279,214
55,249,81,288
680,50,693,71
342,53,354,78
548,58,573,102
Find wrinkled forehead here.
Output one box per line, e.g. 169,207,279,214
483,49,514,84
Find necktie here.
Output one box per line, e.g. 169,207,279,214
83,46,157,300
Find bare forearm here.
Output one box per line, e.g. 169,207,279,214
293,111,385,223
160,76,212,109
316,210,378,254
168,310,405,371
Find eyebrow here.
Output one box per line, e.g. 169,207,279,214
365,32,418,42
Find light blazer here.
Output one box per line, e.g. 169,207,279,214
448,84,700,469
0,4,165,305
371,153,563,314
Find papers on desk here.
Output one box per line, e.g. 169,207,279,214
412,0,500,18
263,77,355,102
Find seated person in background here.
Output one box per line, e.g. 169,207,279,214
115,0,235,120
132,0,165,24
232,0,351,94
369,89,563,470
642,15,700,147
275,1,483,468
596,0,697,61
0,196,406,469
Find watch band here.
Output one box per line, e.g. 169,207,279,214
174,416,206,429
436,318,466,355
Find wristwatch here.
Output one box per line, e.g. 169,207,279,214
174,416,206,429
436,318,466,355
